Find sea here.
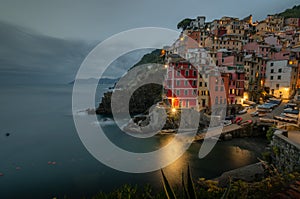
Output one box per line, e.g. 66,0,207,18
0,83,268,198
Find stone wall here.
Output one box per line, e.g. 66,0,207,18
271,130,300,172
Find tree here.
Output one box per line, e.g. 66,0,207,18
177,18,193,30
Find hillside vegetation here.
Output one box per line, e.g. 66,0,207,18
278,5,300,18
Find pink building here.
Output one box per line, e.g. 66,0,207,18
216,51,235,66
243,42,270,57
219,66,245,104
271,51,290,60
165,58,198,109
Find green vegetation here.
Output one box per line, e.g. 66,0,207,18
177,18,193,30
278,5,300,18
161,166,198,199
58,163,300,199
131,49,164,70
266,126,276,142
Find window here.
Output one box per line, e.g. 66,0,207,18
271,69,274,73
192,80,196,86
270,76,273,80
193,90,197,96
184,90,188,96
205,82,207,87
215,86,218,91
278,76,281,80
215,96,218,105
270,62,274,67
177,70,181,76
276,84,280,88
193,70,197,77
184,80,188,86
199,82,202,87
185,70,189,76
176,80,180,86
278,69,282,73
176,90,180,96
220,86,224,91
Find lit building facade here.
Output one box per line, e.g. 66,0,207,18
265,60,298,99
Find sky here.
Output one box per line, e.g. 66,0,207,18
0,0,299,41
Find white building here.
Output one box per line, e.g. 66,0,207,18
265,60,298,99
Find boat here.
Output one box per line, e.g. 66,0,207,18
268,98,282,105
283,113,298,119
283,108,299,114
234,117,243,124
259,118,276,124
240,120,252,126
243,100,256,105
274,115,297,123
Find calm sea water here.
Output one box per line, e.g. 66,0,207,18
0,84,267,199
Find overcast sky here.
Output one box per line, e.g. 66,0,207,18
0,0,298,41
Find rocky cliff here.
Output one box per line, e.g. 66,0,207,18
96,49,165,115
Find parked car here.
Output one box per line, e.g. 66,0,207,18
238,108,248,114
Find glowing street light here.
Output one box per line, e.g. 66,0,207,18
172,108,177,113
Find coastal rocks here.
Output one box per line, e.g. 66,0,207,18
96,50,165,116
216,125,266,141
216,162,265,187
86,108,96,115
96,83,163,115
223,133,233,141
96,92,112,115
